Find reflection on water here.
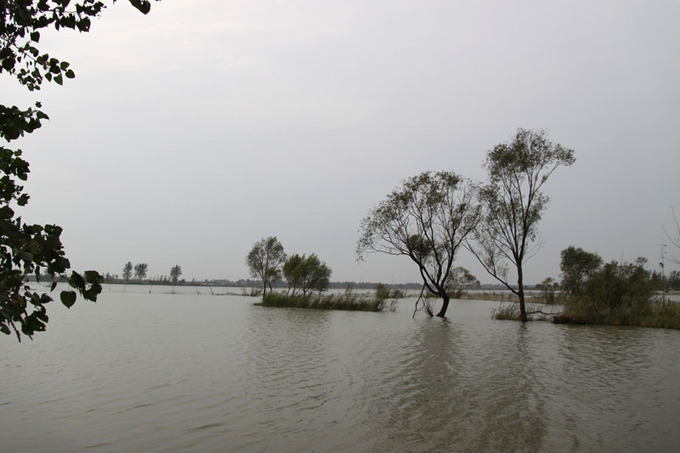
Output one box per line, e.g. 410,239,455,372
1,288,679,452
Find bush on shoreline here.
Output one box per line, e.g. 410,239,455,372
553,301,680,329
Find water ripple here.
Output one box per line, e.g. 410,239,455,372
1,294,679,452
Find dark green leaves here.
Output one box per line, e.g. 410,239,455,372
1,0,153,341
60,291,77,308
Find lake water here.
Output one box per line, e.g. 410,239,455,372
2,285,679,452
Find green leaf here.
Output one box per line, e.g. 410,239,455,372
60,291,77,308
84,270,102,284
77,18,91,32
70,271,85,290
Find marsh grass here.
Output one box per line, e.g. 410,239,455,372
492,302,558,322
464,291,567,304
260,289,397,312
375,283,407,299
242,287,263,297
554,300,680,329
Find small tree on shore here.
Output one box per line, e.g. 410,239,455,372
134,263,148,280
122,262,133,282
246,237,286,297
283,253,332,296
170,265,182,293
560,246,602,297
170,265,182,284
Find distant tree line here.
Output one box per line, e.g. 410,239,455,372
110,262,184,286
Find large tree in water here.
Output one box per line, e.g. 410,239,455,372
357,171,480,317
468,128,575,322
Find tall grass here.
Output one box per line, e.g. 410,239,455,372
554,300,680,329
260,289,397,312
491,303,556,321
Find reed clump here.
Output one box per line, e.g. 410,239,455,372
492,303,555,321
375,283,406,300
260,288,396,312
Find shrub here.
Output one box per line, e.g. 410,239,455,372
557,258,671,327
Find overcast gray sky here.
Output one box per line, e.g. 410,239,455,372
3,0,679,285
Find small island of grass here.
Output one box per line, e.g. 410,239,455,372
258,289,396,312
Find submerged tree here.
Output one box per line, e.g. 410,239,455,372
246,236,286,297
468,128,575,322
283,253,332,296
0,1,156,340
357,171,480,317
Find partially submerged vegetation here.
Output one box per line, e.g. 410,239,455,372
492,247,680,330
259,288,397,312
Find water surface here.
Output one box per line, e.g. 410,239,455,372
2,285,679,452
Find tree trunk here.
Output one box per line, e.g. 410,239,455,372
517,269,528,322
436,293,450,317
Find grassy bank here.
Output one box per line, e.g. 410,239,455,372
553,301,680,329
259,291,396,312
492,300,680,329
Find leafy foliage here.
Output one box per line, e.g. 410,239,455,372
445,266,480,298
246,236,286,297
133,263,147,280
282,253,332,296
122,261,132,281
170,264,181,285
560,255,658,326
357,171,480,317
468,128,575,322
0,1,156,340
560,246,602,296
1,1,154,90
